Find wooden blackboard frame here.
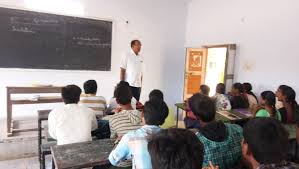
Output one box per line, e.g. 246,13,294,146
0,5,114,72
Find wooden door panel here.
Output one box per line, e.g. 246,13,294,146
184,48,207,100
186,74,201,95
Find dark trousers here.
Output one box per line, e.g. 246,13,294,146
130,86,141,101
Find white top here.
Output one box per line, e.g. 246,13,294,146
48,104,98,145
120,50,144,87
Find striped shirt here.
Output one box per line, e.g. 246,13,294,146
80,94,106,116
103,110,142,138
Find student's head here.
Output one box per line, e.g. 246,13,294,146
276,85,296,103
188,93,216,123
149,89,164,101
61,85,82,104
242,118,289,166
131,39,142,54
260,91,277,117
118,80,130,87
148,128,204,169
143,99,168,125
83,80,97,95
243,83,253,93
260,91,276,107
114,84,132,106
216,83,225,94
232,83,244,94
199,84,210,96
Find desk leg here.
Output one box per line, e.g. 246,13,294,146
38,119,42,167
7,91,12,136
52,157,55,169
176,107,179,128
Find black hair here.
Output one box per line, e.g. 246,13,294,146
260,91,277,118
148,128,204,169
118,81,130,87
188,93,216,122
232,83,249,109
149,89,164,101
61,85,82,104
143,99,168,125
233,83,244,93
243,118,289,164
216,83,225,94
83,80,97,94
243,82,258,101
279,85,299,123
279,85,297,105
114,84,132,105
200,84,210,96
131,40,141,47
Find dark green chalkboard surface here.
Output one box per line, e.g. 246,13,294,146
0,7,112,71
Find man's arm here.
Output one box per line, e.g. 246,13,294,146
120,68,126,81
48,111,57,140
91,111,98,131
109,134,131,166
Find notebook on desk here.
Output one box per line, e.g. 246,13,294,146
217,111,242,120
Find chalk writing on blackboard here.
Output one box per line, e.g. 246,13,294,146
11,26,35,33
73,37,111,48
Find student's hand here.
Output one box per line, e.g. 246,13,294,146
202,161,219,169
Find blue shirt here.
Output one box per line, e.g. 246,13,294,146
109,125,161,169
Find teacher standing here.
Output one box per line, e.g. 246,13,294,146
120,40,143,101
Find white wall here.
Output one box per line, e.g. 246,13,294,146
185,0,299,99
0,0,188,119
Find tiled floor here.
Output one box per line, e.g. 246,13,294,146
0,156,52,169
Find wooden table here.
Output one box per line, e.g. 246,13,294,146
175,103,250,124
51,139,115,169
7,86,63,136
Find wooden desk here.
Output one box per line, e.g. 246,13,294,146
51,139,115,169
7,86,63,136
175,103,250,124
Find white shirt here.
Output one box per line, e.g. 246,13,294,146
120,50,144,87
48,104,97,145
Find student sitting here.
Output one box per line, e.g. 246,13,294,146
253,91,282,121
148,128,219,169
48,85,97,145
107,81,137,111
242,118,299,169
103,84,142,138
189,93,243,169
149,89,176,129
80,80,106,117
243,82,258,109
109,99,169,169
212,83,231,111
200,84,210,96
230,83,249,109
276,85,299,123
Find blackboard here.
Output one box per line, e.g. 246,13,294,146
0,7,112,71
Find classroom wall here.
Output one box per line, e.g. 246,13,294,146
0,0,188,119
185,0,299,99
